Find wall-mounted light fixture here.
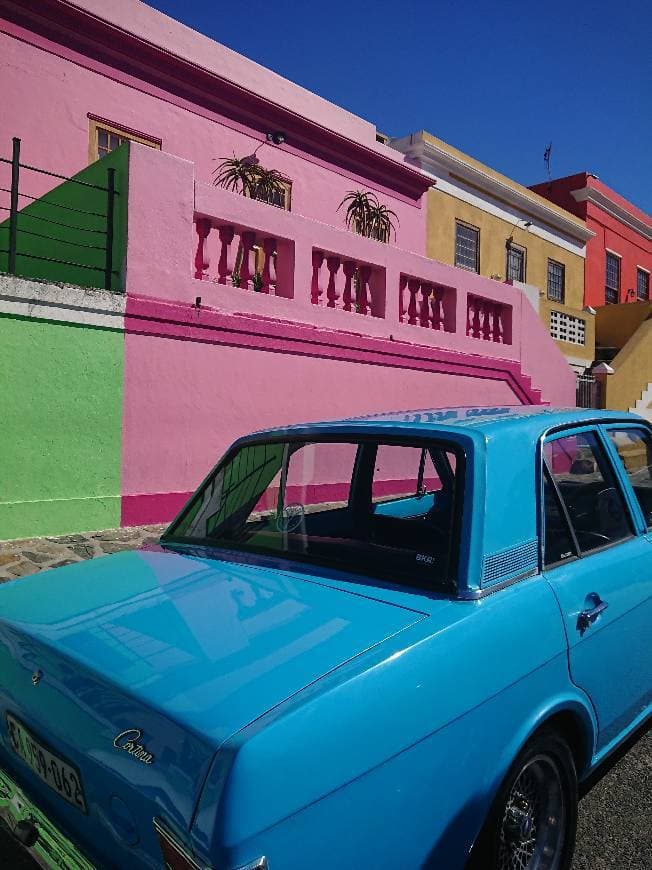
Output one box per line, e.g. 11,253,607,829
242,132,288,167
266,131,287,146
506,219,533,249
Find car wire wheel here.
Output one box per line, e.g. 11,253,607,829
467,729,578,870
498,753,565,870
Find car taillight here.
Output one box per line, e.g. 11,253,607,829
154,818,202,870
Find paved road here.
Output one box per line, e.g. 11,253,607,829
2,729,650,868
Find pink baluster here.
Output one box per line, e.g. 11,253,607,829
342,261,356,311
399,274,408,322
194,218,211,280
431,287,443,330
481,300,492,340
311,250,325,305
407,278,420,325
472,297,481,338
261,237,277,295
492,303,503,342
326,256,341,308
358,265,371,315
216,225,235,285
420,283,432,327
239,231,256,290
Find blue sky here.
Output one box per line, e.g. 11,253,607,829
149,0,652,214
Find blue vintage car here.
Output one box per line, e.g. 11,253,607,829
0,406,651,870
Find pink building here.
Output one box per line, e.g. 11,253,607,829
0,0,575,537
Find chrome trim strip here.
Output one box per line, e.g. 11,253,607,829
235,859,268,870
457,569,539,600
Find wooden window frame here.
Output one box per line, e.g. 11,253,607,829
547,258,565,303
636,267,650,301
605,250,621,304
506,242,527,283
88,116,161,163
454,220,480,273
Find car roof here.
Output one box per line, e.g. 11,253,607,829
251,406,646,443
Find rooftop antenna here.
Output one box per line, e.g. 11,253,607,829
544,142,553,190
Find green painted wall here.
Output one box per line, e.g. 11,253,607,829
0,314,124,540
0,144,128,292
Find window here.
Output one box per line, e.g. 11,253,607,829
506,244,526,282
605,252,621,304
607,428,652,528
547,259,565,303
549,310,586,345
455,222,480,272
371,445,444,505
165,438,462,589
253,180,292,212
88,117,161,163
637,268,650,301
543,431,632,556
543,473,577,566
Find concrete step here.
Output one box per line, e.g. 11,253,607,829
629,382,652,421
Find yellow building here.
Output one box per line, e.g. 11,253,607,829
391,131,595,373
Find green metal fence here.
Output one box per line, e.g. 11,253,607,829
0,138,128,292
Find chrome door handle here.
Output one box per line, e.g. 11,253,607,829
577,600,608,633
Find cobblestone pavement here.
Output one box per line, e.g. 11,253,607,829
0,528,649,867
0,524,166,583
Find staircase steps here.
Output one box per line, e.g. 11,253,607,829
629,383,652,421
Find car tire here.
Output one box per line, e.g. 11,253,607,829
468,728,578,870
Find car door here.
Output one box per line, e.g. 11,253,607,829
541,425,652,754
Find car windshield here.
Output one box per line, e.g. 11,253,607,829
163,438,462,590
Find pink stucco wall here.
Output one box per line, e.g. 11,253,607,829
121,326,519,524
0,23,425,253
120,143,576,524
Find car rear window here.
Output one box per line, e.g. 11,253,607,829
165,438,462,590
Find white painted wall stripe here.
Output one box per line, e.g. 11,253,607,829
0,275,125,330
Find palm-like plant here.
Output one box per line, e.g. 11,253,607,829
213,156,289,207
368,202,399,243
338,190,398,243
212,155,259,196
249,166,289,206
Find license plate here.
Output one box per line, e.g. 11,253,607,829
6,714,87,813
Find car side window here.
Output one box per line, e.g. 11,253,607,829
544,430,632,554
607,427,652,529
543,473,577,567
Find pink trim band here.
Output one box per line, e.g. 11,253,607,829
125,295,544,405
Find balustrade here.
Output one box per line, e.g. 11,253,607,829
399,274,453,332
192,214,516,349
193,217,285,295
466,294,511,344
311,250,381,317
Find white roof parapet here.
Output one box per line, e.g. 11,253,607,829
392,133,595,246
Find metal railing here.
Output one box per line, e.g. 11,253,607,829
0,137,118,291
576,373,602,409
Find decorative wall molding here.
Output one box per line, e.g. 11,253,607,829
571,187,652,241
125,294,543,405
392,135,594,250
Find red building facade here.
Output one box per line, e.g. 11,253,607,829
531,173,651,308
